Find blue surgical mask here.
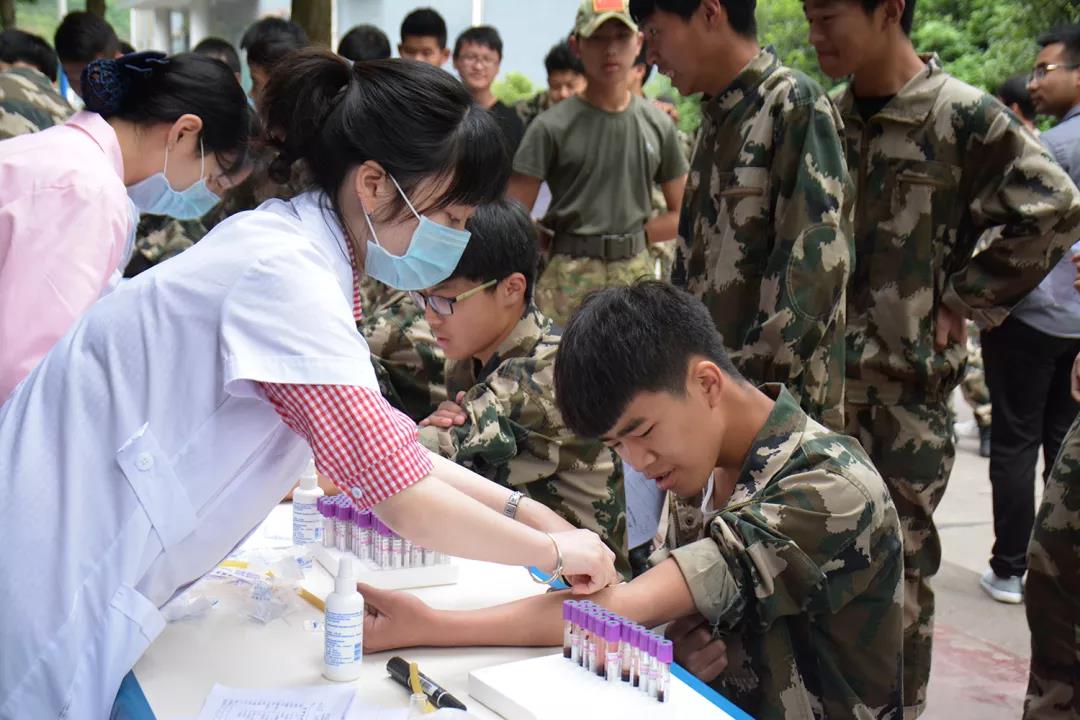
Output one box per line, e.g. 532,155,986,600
361,174,472,291
126,138,221,220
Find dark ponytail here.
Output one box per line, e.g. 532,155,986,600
260,47,508,219
82,51,251,174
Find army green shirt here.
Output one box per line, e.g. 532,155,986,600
839,56,1080,405
660,385,903,719
514,94,689,237
0,67,72,140
362,291,447,423
418,306,630,578
676,48,852,432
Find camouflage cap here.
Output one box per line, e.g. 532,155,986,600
574,0,638,38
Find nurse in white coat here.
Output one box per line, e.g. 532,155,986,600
0,49,617,718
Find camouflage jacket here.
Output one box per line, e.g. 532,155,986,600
123,214,207,277
0,67,72,140
362,291,447,422
418,306,630,578
203,158,311,230
838,55,1080,405
515,90,553,130
675,47,852,431
659,385,903,719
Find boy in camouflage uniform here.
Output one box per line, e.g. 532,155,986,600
631,0,852,432
509,0,688,326
0,30,73,140
803,0,1080,714
1025,355,1080,719
361,281,904,720
514,40,587,130
411,200,630,577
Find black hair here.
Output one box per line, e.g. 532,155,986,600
54,11,120,63
544,40,584,76
401,8,448,49
261,48,508,225
338,24,391,62
193,36,242,75
240,17,308,70
554,281,744,438
859,0,916,35
997,74,1036,121
629,0,757,38
119,40,135,55
1038,24,1080,66
82,52,251,175
634,45,653,84
450,199,538,303
0,29,59,80
453,25,503,61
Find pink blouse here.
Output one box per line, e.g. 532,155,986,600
0,111,133,401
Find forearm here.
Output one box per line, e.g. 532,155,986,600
427,451,573,533
645,210,679,245
424,559,695,648
374,474,557,571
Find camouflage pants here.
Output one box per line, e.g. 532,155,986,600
535,250,657,326
1024,414,1080,720
960,324,992,428
846,401,955,718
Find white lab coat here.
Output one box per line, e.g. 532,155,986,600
0,192,379,718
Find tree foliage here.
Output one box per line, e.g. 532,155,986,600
492,71,538,105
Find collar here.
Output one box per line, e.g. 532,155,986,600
64,110,125,182
1060,103,1080,125
5,65,51,89
836,53,947,126
473,304,551,382
703,46,780,123
726,384,808,505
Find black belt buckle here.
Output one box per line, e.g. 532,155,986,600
600,233,631,260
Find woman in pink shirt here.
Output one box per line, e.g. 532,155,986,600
0,51,250,399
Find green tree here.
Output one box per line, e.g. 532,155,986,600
492,71,537,105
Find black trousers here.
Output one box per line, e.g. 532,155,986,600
983,315,1080,578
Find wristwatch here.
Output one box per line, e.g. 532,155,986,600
504,490,525,519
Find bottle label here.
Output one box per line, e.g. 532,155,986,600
324,609,364,668
293,500,322,545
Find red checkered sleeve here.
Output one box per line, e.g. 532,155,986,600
259,381,433,509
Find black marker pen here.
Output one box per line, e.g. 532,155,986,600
386,656,467,711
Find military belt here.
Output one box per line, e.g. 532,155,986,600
551,230,647,261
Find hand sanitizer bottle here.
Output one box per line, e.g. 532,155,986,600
292,460,324,546
323,557,364,681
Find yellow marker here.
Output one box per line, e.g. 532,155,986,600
297,587,325,612
219,559,248,569
408,663,435,713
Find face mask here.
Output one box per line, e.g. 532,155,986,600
360,174,471,291
127,138,221,220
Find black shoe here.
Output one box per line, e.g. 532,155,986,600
979,426,991,458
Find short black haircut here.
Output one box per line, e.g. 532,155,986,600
859,0,916,35
118,40,135,55
401,8,448,49
997,74,1036,121
544,40,583,76
193,36,242,75
1038,24,1080,66
634,45,653,84
453,26,503,61
449,199,538,303
629,0,757,39
0,29,60,80
240,17,308,70
338,24,391,62
54,11,120,63
554,281,744,438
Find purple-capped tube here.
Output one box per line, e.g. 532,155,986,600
562,601,574,659
378,520,392,569
422,547,435,567
357,511,373,562
620,621,633,683
409,539,423,567
632,626,645,690
604,619,621,682
645,633,659,697
390,529,404,569
570,604,583,665
656,638,673,703
587,613,600,675
318,497,335,549
334,501,349,552
402,538,413,568
350,507,361,557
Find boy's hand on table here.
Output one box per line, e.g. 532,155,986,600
666,613,728,683
420,392,468,429
361,584,433,652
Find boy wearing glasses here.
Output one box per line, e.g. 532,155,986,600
452,26,525,154
801,0,1080,714
411,199,632,578
509,0,688,326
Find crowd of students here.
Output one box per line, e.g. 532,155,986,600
1,1,1080,719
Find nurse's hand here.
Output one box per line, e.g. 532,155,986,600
361,583,432,652
550,529,618,594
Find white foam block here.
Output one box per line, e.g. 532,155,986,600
314,545,460,591
468,653,741,720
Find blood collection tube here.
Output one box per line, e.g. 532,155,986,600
334,501,349,552
402,538,413,568
357,511,372,562
410,540,423,568
378,520,392,568
630,625,643,688
586,612,599,674
604,619,621,682
390,529,404,569
656,638,673,703
620,621,633,683
562,601,574,659
350,507,361,557
645,633,659,698
319,498,335,549
570,604,583,665
594,614,607,678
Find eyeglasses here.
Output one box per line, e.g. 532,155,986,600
409,279,498,316
458,53,498,67
1029,63,1080,83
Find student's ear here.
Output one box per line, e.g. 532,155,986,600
499,273,527,305
884,0,905,28
691,359,726,407
569,34,581,58
440,47,451,65
699,0,726,29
